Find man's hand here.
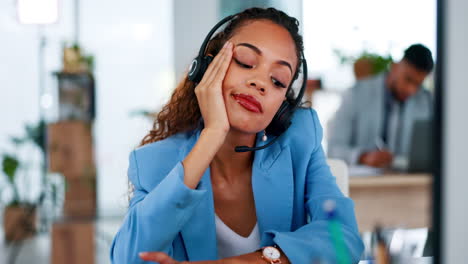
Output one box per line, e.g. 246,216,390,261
359,150,393,168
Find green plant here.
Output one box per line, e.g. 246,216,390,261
334,49,394,75
11,120,46,154
64,42,95,72
1,121,46,207
1,154,20,206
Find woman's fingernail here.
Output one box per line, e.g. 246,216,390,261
139,252,148,257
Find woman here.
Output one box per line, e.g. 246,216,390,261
111,7,364,264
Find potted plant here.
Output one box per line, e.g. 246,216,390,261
1,154,37,242
334,49,393,80
0,121,47,242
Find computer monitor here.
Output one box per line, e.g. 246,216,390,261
407,120,433,173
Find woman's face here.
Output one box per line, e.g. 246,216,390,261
222,20,298,134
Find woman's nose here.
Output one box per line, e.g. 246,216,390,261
247,79,266,93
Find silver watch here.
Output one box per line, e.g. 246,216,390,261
260,245,282,263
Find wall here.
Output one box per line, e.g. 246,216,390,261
442,0,468,261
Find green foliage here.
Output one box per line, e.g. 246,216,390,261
83,55,95,72
25,120,46,153
2,154,19,184
1,154,21,205
359,52,394,75
333,49,394,75
9,120,46,153
1,120,46,206
66,42,95,72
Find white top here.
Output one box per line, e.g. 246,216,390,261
215,214,261,259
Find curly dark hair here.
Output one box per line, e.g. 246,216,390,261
140,7,304,146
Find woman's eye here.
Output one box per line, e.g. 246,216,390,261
234,58,253,69
271,77,286,88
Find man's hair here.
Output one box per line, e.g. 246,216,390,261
403,44,434,72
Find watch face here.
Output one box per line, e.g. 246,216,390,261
263,246,281,260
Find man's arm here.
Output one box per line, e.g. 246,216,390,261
327,87,363,164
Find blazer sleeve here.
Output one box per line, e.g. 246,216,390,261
110,150,207,264
327,87,365,164
262,110,364,263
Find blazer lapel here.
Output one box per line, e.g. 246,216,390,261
251,134,294,244
180,131,218,260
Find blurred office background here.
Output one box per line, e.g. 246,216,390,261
0,0,466,263
0,0,436,216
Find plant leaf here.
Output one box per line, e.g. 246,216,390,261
25,120,46,153
2,154,19,183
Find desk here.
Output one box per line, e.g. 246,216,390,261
349,173,432,232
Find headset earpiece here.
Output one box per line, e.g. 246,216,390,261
188,57,201,82
188,55,214,83
188,15,235,83
265,57,307,137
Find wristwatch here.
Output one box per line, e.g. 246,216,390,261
259,245,282,263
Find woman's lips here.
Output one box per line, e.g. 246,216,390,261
232,93,263,113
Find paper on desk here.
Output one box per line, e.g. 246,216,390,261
349,165,384,177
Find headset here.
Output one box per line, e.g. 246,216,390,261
188,14,308,152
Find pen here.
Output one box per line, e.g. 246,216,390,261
324,200,350,264
375,138,386,151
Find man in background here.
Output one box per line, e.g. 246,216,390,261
328,44,434,168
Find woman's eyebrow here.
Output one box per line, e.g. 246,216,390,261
236,42,292,74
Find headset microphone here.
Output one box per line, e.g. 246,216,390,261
234,135,282,152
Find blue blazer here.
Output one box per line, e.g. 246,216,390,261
110,108,364,264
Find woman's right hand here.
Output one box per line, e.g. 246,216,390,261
182,41,233,189
194,41,233,135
